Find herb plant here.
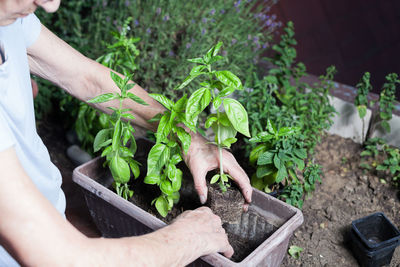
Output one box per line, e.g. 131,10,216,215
88,73,148,199
145,42,250,216
355,72,372,143
377,73,400,134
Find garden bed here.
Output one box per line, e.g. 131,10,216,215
39,116,400,265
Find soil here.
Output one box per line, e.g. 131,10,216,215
38,115,400,266
281,134,400,267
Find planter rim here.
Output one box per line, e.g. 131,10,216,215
73,156,304,266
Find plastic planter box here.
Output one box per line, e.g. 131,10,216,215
72,141,303,266
350,212,400,267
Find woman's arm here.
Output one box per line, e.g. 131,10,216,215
0,147,233,266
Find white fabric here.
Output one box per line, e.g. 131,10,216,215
0,14,66,266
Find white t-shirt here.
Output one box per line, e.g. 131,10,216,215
0,14,66,266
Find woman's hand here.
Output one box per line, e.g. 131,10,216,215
183,133,252,208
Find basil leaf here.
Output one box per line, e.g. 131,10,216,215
121,112,135,120
176,127,191,154
249,144,268,165
210,174,220,184
205,115,217,128
223,98,250,137
171,169,182,192
187,57,204,64
147,143,170,176
215,71,242,89
218,87,235,98
149,93,174,110
110,71,124,89
173,94,188,112
213,97,222,110
127,92,148,105
186,87,211,123
112,119,122,151
93,128,112,152
155,196,169,217
144,174,160,185
110,156,130,184
160,180,173,195
87,93,119,104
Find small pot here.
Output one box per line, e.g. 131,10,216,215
350,212,400,267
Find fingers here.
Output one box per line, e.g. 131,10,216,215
222,151,253,204
192,169,209,204
222,243,234,258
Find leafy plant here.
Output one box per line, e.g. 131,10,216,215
88,73,148,199
377,73,400,133
75,18,140,152
288,245,303,259
354,72,372,142
376,145,400,187
143,95,192,217
145,42,250,216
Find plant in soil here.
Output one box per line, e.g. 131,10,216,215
88,72,148,199
145,41,250,217
238,21,335,208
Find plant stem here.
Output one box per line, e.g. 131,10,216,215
216,110,224,177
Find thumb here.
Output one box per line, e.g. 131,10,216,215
192,169,208,204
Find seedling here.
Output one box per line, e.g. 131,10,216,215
88,72,148,199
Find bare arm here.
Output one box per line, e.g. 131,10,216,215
0,147,232,266
27,24,252,203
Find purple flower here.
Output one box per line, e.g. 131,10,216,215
201,28,206,35
102,0,107,7
231,38,237,45
146,28,152,34
234,0,241,7
236,7,240,13
222,50,227,56
265,19,272,26
156,7,161,15
210,9,216,15
202,17,207,23
211,18,215,23
163,15,170,21
113,20,117,26
134,19,139,26
191,19,196,24
220,9,225,14
247,34,252,40
271,14,277,20
262,42,269,49
125,0,130,7
186,43,192,49
169,50,175,56
253,36,259,43
117,26,122,32
106,16,110,22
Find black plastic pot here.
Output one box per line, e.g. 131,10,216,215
350,212,400,267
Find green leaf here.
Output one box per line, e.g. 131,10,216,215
170,154,182,165
205,115,218,128
250,144,268,165
273,154,282,169
213,97,222,110
256,164,275,178
121,113,135,120
288,245,303,259
110,71,124,89
186,88,211,123
176,127,191,153
190,65,207,76
223,98,250,137
258,151,275,165
215,71,242,89
381,120,391,133
222,137,237,148
129,160,140,179
101,145,113,158
212,41,223,57
171,169,182,191
175,73,202,90
148,113,163,123
267,120,277,135
87,93,119,104
144,174,160,185
357,105,367,119
187,57,204,64
93,129,112,152
112,119,122,151
173,95,188,112
294,148,307,159
110,156,130,184
156,113,172,142
210,174,220,184
147,143,170,176
293,157,305,171
155,196,169,217
275,166,288,183
278,127,299,137
127,92,148,105
376,165,387,171
217,87,235,98
160,180,173,195
149,94,174,110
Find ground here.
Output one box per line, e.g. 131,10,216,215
38,117,400,266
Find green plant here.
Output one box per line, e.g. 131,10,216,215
75,18,140,152
378,73,400,133
88,73,148,199
376,145,400,187
145,42,250,216
288,245,303,259
354,72,372,142
248,120,310,208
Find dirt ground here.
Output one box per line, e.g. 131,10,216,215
281,134,400,267
38,115,400,266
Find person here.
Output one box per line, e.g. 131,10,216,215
0,0,253,266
